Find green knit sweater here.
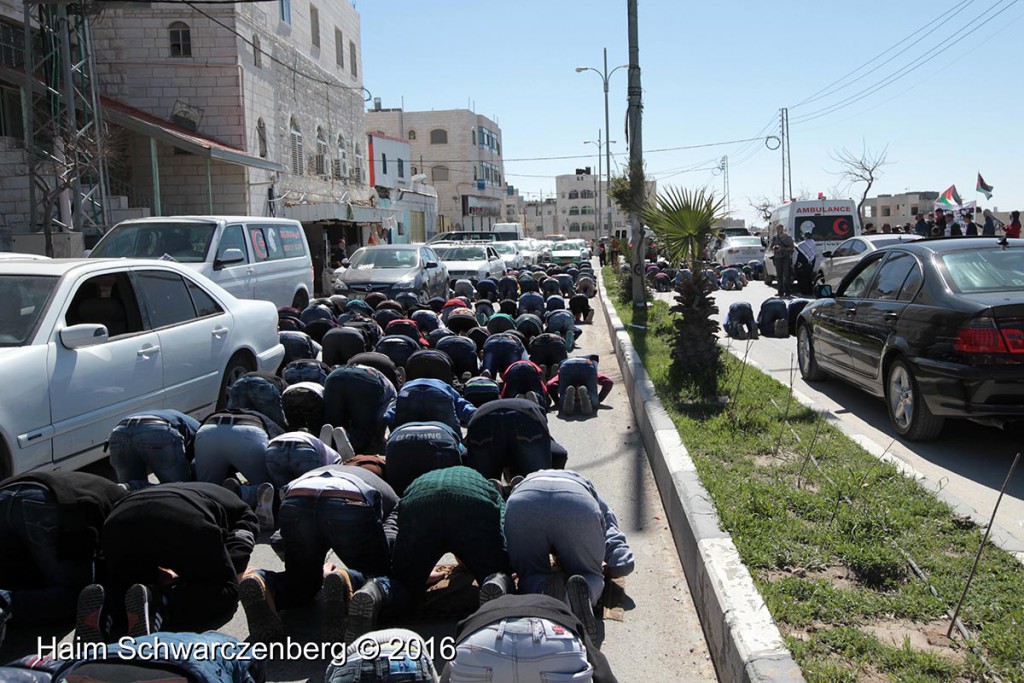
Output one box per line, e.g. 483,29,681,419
400,466,505,525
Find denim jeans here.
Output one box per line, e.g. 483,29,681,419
448,618,592,683
465,407,551,480
0,485,94,623
558,358,599,407
265,439,339,492
108,419,192,486
326,628,438,682
264,494,387,610
193,420,271,495
505,477,605,605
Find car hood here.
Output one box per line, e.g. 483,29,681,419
552,248,582,255
336,267,418,285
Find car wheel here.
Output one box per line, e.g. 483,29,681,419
291,289,309,310
886,358,944,441
797,324,827,381
764,273,774,287
217,353,254,411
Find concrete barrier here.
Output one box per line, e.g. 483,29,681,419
597,276,805,683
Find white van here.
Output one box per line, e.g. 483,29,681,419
490,222,525,240
89,216,314,309
764,200,861,285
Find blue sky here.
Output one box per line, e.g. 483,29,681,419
357,0,1024,227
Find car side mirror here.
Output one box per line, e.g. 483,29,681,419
425,261,438,269
82,249,92,257
813,284,834,299
341,259,351,267
822,251,833,259
214,248,246,269
60,324,109,349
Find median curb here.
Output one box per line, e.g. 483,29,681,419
596,275,805,683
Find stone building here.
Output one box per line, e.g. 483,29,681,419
553,168,655,242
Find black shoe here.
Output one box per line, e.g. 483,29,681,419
321,569,353,643
125,583,160,638
566,575,599,644
222,477,243,500
74,584,109,643
542,571,567,601
479,572,512,606
344,579,383,644
239,571,285,643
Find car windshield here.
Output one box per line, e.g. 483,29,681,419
557,241,583,250
0,275,58,347
728,237,762,247
939,249,1024,293
436,246,487,261
347,248,419,269
90,222,216,263
492,243,515,254
514,241,532,251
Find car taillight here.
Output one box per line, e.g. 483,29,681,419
953,315,1024,354
727,249,737,254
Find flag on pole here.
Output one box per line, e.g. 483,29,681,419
936,185,961,209
977,173,994,200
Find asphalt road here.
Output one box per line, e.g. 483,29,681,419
657,280,1024,556
0,288,718,682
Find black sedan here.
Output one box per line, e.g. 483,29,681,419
332,244,449,301
796,237,1024,440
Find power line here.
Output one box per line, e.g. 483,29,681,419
790,0,978,109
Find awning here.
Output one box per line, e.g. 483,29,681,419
100,96,284,173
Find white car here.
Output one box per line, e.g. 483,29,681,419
715,236,765,266
819,234,922,286
550,239,589,264
0,252,50,261
0,258,285,477
492,241,523,270
433,243,507,284
513,240,538,266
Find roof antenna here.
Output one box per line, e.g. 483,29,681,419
998,236,1009,249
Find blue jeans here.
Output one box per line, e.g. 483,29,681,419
265,495,387,609
193,419,271,502
326,628,438,682
0,485,93,623
558,359,599,407
466,407,551,480
448,618,591,682
265,441,334,492
108,419,192,487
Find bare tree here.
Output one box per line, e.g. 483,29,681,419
748,195,774,227
830,144,891,222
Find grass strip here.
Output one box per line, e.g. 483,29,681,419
603,268,1024,683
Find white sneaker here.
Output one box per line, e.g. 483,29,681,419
562,386,577,416
585,309,595,323
578,387,593,415
318,424,334,447
332,426,356,461
255,483,275,532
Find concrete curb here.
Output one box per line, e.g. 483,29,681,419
596,275,805,683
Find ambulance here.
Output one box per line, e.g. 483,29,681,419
763,199,861,287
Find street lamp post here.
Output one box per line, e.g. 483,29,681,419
584,133,617,244
577,48,627,241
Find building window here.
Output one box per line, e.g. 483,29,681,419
349,40,357,78
256,118,267,158
334,28,343,67
252,34,262,67
0,86,23,140
289,116,303,176
580,189,594,199
567,190,579,200
432,165,449,182
397,159,404,178
429,129,448,145
353,142,364,183
310,5,320,48
169,22,191,58
315,126,328,176
279,0,291,24
568,207,579,216
381,152,388,175
471,129,476,145
407,130,416,140
332,134,349,180
582,222,594,232
581,206,594,215
569,222,581,232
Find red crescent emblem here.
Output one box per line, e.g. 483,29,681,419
833,218,851,236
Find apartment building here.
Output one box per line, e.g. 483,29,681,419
365,104,506,232
524,197,559,236
553,168,655,241
862,191,939,227
363,131,438,244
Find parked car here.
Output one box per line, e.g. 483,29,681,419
796,237,1024,441
819,234,922,286
550,239,589,265
513,240,538,266
492,241,523,270
0,258,285,477
88,216,315,310
433,242,507,285
0,252,50,261
332,244,448,301
714,235,765,266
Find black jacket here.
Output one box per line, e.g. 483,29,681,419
2,471,126,560
101,483,258,584
440,594,618,683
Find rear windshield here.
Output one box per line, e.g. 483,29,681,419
940,250,1024,293
436,246,487,261
492,243,515,254
90,222,216,263
728,237,763,247
794,215,857,242
0,275,58,346
871,236,920,249
347,248,419,269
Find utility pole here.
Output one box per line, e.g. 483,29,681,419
720,155,730,215
603,48,612,241
779,107,792,201
594,134,601,242
626,0,645,305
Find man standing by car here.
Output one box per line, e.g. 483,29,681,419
331,238,348,268
769,224,795,298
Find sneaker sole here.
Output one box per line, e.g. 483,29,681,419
579,391,593,415
321,572,351,643
566,577,599,645
238,577,285,643
124,584,152,639
542,572,567,601
255,486,275,532
478,580,507,606
75,585,106,643
562,387,576,416
344,590,379,644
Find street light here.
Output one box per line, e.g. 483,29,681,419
576,48,628,240
584,135,617,244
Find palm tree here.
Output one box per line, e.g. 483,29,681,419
642,187,727,397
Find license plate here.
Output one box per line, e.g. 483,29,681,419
348,292,366,300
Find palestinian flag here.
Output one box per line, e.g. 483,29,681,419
936,185,961,209
977,173,994,200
